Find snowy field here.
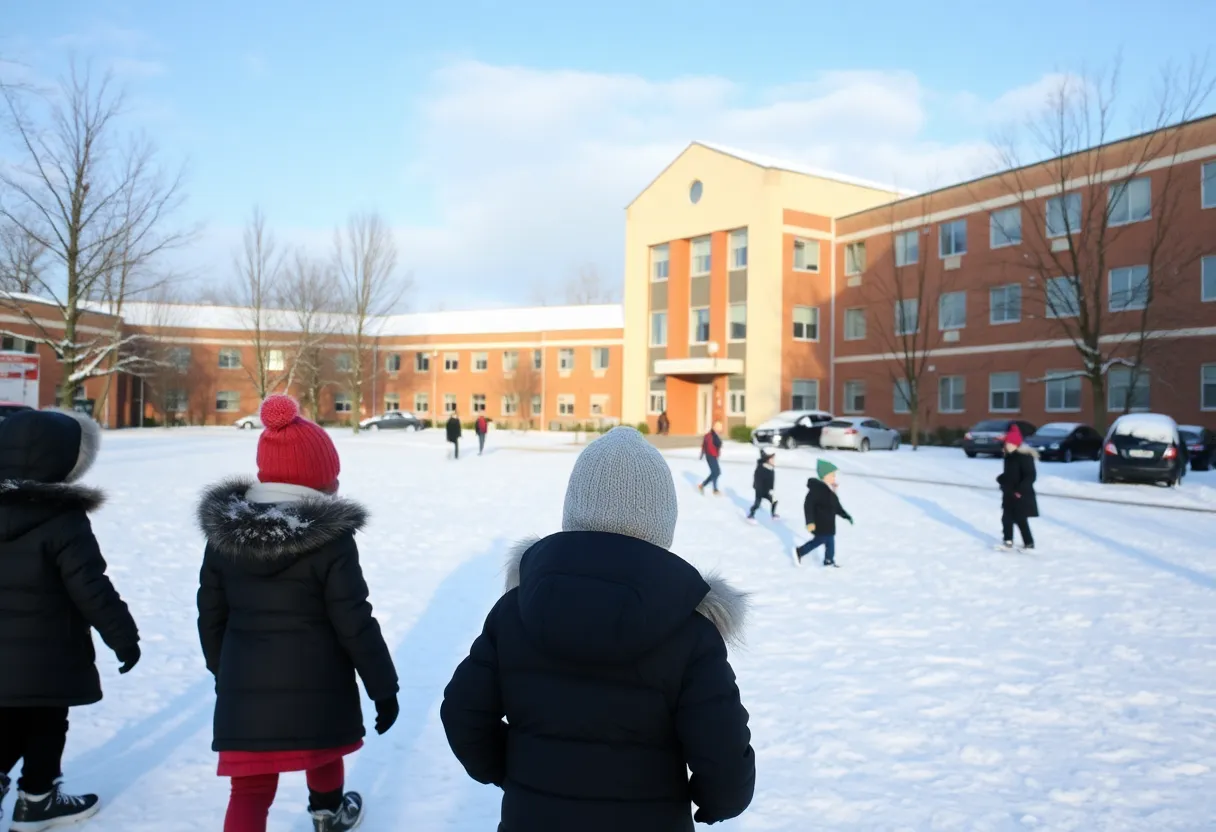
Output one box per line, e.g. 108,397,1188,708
17,427,1216,831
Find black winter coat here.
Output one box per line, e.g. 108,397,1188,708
196,479,398,752
441,532,755,832
752,460,775,496
0,409,139,708
997,448,1039,518
803,478,851,536
446,416,463,442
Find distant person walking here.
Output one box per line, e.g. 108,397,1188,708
475,415,489,455
698,420,724,495
746,449,778,522
446,412,462,460
997,424,1038,551
656,411,670,436
793,460,853,568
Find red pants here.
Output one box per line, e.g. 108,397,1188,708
223,758,344,832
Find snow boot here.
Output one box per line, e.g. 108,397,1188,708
697,484,705,495
823,558,838,567
791,547,802,567
311,791,363,832
771,501,779,519
712,489,722,496
1019,543,1035,552
9,780,100,831
1000,540,1014,551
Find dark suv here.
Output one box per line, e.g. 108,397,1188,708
963,418,1037,458
1178,425,1215,471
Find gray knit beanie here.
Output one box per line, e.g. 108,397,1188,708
562,426,678,550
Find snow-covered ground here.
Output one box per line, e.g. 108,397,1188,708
16,427,1216,830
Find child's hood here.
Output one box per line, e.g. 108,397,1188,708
0,409,104,540
197,477,368,574
504,531,749,664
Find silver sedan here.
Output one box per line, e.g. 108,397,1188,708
819,417,901,452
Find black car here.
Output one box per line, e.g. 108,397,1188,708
1178,425,1215,471
963,418,1037,458
1024,422,1104,462
751,410,835,449
1100,413,1187,486
360,411,423,431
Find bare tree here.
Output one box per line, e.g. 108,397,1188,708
231,206,288,399
332,212,408,432
564,264,618,304
281,249,339,421
0,61,189,407
992,57,1214,431
0,220,46,294
860,195,957,449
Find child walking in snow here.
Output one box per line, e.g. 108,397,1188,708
0,409,140,831
793,460,853,567
196,395,399,832
441,426,756,831
698,420,724,495
996,424,1038,551
746,449,778,522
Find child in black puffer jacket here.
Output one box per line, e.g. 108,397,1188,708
746,449,778,522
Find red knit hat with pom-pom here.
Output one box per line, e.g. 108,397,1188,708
256,395,341,491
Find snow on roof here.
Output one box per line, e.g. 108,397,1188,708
694,141,917,196
113,301,624,337
1112,413,1179,443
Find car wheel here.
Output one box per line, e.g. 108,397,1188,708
965,451,976,458
1063,449,1073,463
781,436,794,450
241,422,253,430
369,424,379,432
859,438,870,453
890,436,900,451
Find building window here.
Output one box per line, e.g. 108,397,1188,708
415,352,430,372
1108,177,1151,226
557,395,575,417
895,230,919,267
843,381,865,414
791,379,818,410
939,219,967,257
1202,364,1216,410
333,393,352,413
893,379,912,414
471,393,486,414
990,284,1022,324
264,350,285,372
1201,255,1215,302
165,389,188,412
444,353,459,372
729,229,747,269
691,236,711,276
793,239,820,272
1047,192,1082,238
502,394,519,416
558,348,575,371
729,303,746,341
1107,368,1150,412
384,393,400,412
218,348,242,369
648,388,666,415
895,298,919,336
651,244,670,281
690,308,710,344
444,393,457,414
845,242,866,275
990,206,1022,248
168,347,191,373
503,350,519,372
1204,162,1216,209
592,347,609,371
844,308,866,341
1045,276,1081,318
792,306,818,341
473,352,488,372
531,393,542,415
939,376,965,413
650,311,668,346
335,353,352,373
532,349,542,370
717,389,741,416
989,372,1021,412
1109,265,1150,312
1045,371,1082,412
386,353,402,373
590,394,609,416
414,392,429,413
216,391,240,412
938,291,966,330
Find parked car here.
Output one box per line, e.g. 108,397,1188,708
1177,424,1215,471
751,410,835,449
963,418,1038,458
0,402,32,421
360,411,424,431
1100,413,1187,486
1024,422,1104,462
819,417,901,452
234,415,263,430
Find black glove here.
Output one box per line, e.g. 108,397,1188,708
116,644,141,674
375,697,399,735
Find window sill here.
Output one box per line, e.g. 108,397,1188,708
792,337,819,343
690,271,710,279
593,370,607,378
649,343,667,349
989,409,1021,414
989,318,1021,326
1045,408,1083,414
1109,217,1150,227
793,267,821,274
1109,306,1148,314
990,240,1021,250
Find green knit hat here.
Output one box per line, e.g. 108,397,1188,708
816,459,838,479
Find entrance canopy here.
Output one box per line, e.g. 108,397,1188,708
653,357,744,376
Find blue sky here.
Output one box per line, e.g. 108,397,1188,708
3,0,1212,309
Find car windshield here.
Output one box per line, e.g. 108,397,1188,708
1033,424,1076,437
1179,429,1199,442
973,420,1009,432
827,420,854,427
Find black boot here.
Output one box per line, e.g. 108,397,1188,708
10,779,100,831
311,791,363,831
771,500,779,519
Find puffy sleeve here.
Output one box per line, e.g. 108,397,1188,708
440,595,508,787
53,510,139,654
323,537,399,702
197,547,228,675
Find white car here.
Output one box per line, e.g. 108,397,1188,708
819,417,901,451
234,415,263,430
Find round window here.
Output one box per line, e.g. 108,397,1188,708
689,180,703,204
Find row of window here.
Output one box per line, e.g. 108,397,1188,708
646,384,746,417
170,390,612,418
650,229,749,281
649,306,748,346
207,346,612,374
845,163,1216,275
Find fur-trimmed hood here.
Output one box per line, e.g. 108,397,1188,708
197,477,368,566
0,480,105,513
504,533,749,651
1012,444,1040,459
0,407,101,486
